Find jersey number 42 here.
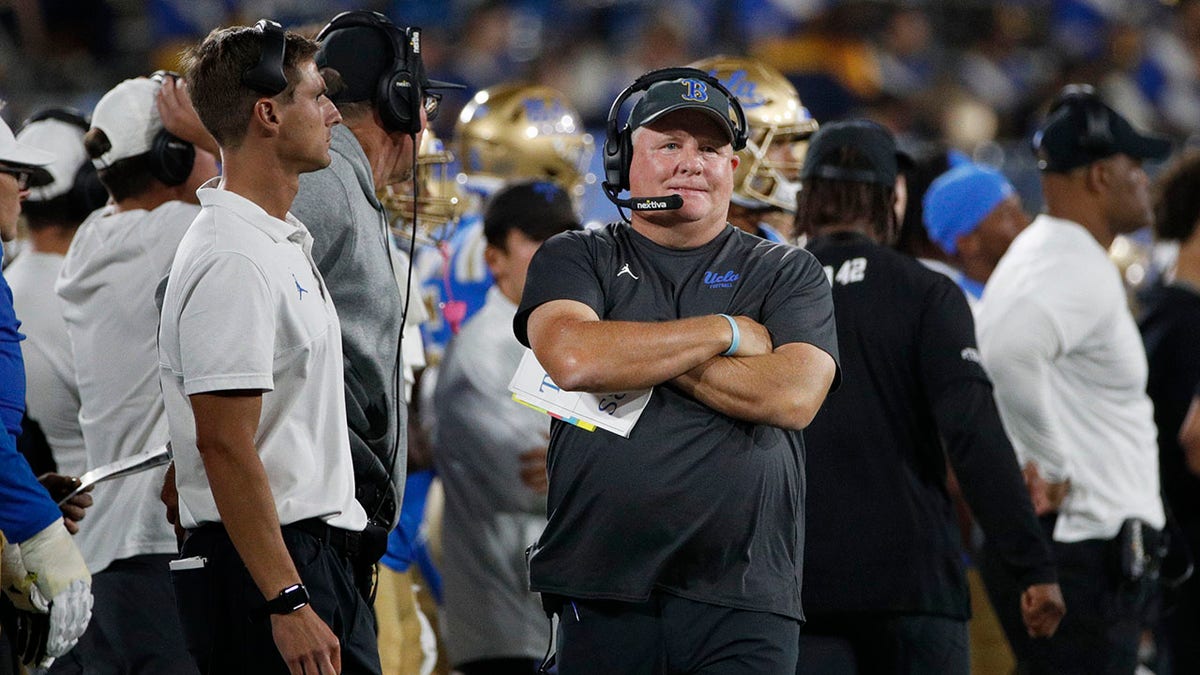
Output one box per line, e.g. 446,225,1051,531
824,257,867,286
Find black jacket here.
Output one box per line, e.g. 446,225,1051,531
802,231,1056,618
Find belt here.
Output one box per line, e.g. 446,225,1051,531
286,518,363,559
187,519,364,559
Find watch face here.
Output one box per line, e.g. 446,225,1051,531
269,583,310,615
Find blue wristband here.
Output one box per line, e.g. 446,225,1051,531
718,314,739,356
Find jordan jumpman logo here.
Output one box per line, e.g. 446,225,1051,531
293,274,308,300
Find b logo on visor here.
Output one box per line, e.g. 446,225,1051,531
681,80,708,102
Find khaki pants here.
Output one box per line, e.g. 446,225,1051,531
968,567,1016,674
376,567,436,675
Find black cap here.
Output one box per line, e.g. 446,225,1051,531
1034,84,1171,173
484,180,582,247
801,119,898,186
628,79,741,146
316,23,462,105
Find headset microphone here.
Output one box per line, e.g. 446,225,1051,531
631,195,683,211
602,184,685,212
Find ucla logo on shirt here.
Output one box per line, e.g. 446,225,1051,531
703,270,740,289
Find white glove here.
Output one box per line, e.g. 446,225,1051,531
1,532,46,612
14,520,93,663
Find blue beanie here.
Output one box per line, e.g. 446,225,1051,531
923,164,1014,255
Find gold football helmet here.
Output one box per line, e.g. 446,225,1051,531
454,83,595,197
1110,233,1154,309
382,130,468,244
689,55,819,212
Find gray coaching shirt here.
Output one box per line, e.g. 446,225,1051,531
292,125,407,528
514,223,840,620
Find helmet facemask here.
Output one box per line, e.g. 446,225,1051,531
382,130,467,244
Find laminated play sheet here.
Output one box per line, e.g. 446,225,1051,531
508,349,652,438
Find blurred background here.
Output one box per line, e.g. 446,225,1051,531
2,0,1198,222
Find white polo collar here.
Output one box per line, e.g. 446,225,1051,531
196,178,306,244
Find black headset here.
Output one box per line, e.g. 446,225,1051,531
316,11,424,135
314,10,426,532
602,67,748,201
22,107,109,217
1035,83,1115,171
242,19,288,96
1050,84,1114,152
24,107,88,131
145,70,198,187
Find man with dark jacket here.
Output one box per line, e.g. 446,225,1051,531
290,10,459,592
795,119,1064,674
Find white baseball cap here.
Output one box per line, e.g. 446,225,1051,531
17,115,89,201
90,77,163,169
0,116,54,186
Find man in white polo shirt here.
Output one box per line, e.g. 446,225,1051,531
159,21,379,674
52,74,217,673
976,84,1169,673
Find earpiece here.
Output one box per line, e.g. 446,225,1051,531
147,130,195,187
146,71,196,187
242,19,288,96
317,11,424,134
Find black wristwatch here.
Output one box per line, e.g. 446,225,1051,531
264,583,310,616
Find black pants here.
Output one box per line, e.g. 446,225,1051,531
457,658,541,675
555,591,799,675
1158,529,1200,675
49,553,198,675
796,612,968,675
981,531,1153,675
0,630,15,675
172,525,381,675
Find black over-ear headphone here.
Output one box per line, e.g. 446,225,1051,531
1034,83,1116,171
147,70,197,187
242,19,288,96
23,107,109,217
316,11,424,135
603,66,748,203
1049,83,1114,152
